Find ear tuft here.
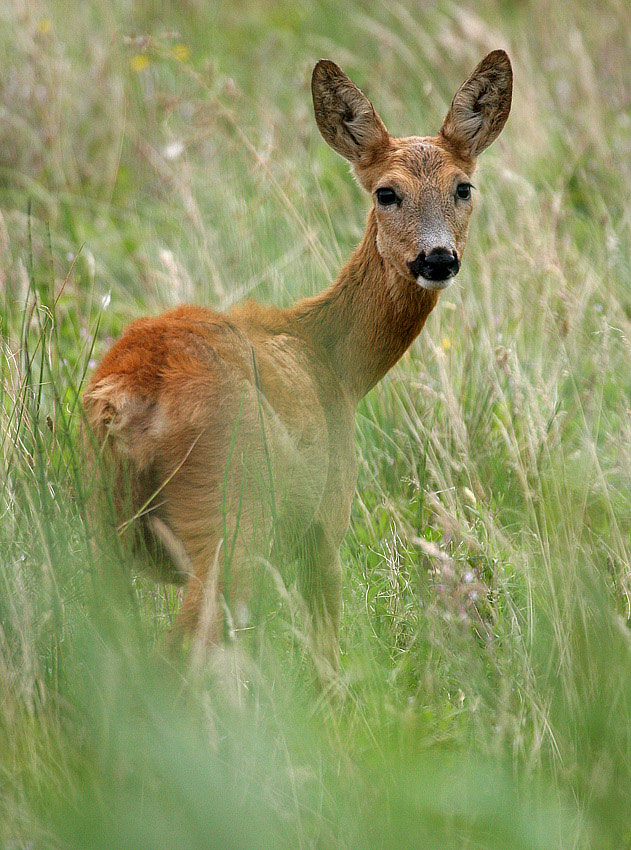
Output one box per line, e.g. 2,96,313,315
440,49,513,159
311,60,390,165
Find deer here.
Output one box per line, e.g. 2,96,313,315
83,50,512,671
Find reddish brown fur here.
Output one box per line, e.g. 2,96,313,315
83,52,512,668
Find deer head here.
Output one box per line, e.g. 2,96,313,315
311,51,512,291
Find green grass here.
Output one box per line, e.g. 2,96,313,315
2,0,631,846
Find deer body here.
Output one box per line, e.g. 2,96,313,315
84,52,512,665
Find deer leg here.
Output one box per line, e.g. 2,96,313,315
175,538,225,647
175,527,260,649
297,522,342,673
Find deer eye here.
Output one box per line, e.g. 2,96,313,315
375,187,399,206
456,182,472,201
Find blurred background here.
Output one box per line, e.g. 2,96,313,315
1,1,631,847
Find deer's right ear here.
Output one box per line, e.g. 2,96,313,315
311,60,390,166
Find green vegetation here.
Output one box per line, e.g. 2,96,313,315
2,0,631,846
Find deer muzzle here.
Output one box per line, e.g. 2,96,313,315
408,248,460,291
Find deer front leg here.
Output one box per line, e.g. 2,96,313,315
297,522,342,673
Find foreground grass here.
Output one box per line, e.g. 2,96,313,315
1,0,631,847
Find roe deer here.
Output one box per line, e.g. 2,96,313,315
83,51,512,669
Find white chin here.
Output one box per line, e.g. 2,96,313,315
416,275,454,291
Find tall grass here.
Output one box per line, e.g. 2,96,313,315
1,0,631,847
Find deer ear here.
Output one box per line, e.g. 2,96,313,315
440,50,512,159
312,60,390,165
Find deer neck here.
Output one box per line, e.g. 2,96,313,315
292,209,439,401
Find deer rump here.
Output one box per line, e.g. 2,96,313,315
83,304,330,588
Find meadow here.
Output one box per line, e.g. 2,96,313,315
1,0,631,847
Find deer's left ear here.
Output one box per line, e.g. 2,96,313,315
440,50,512,159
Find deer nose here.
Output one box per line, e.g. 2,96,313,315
408,248,460,282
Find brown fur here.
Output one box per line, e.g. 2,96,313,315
83,52,512,668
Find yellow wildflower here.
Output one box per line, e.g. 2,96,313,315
172,44,190,62
131,54,150,72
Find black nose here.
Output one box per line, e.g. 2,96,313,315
408,248,460,282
